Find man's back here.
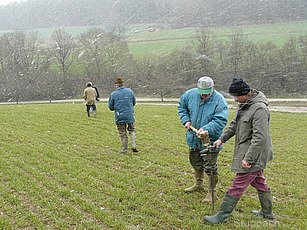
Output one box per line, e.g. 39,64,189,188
84,87,97,103
109,87,136,124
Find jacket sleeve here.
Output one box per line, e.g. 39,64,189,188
108,94,115,111
201,102,228,139
93,86,100,99
220,119,236,143
83,89,87,100
178,93,190,125
132,91,136,106
243,107,269,164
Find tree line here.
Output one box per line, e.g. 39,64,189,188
0,0,306,30
0,27,306,103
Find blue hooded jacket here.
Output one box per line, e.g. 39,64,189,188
108,87,136,125
178,88,228,150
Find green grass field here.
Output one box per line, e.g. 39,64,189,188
127,21,307,58
2,21,305,59
0,103,306,229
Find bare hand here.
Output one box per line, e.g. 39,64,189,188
196,129,209,139
184,121,192,129
213,139,222,148
242,160,251,168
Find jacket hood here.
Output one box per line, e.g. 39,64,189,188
240,89,268,109
249,89,268,105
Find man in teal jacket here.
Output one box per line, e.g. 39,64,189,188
109,77,138,154
178,76,228,202
204,78,274,224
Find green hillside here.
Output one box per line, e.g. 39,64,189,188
126,21,307,58
1,21,306,58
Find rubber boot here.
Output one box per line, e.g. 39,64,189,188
120,135,128,153
184,170,204,192
251,189,274,219
204,193,239,224
203,174,218,202
130,131,138,152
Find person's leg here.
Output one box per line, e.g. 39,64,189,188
250,170,274,219
202,151,219,202
204,171,259,224
127,123,138,152
117,123,128,153
91,104,97,117
86,105,90,117
250,170,269,191
227,171,261,198
184,149,204,192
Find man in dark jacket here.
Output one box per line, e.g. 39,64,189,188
204,78,274,224
92,85,100,101
108,77,138,154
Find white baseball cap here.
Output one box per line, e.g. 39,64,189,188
197,76,214,94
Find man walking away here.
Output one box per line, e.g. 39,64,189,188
108,77,138,154
83,82,97,117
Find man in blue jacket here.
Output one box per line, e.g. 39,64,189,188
178,76,228,202
108,77,138,154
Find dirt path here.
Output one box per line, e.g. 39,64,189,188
136,98,307,113
267,106,307,113
1,98,306,113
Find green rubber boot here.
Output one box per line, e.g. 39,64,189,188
119,135,128,154
184,170,204,192
252,190,274,219
203,174,218,202
204,193,239,224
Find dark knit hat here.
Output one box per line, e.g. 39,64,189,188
228,78,250,96
115,77,124,85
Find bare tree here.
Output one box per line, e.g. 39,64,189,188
51,28,75,77
51,28,76,98
78,28,107,78
0,31,42,102
192,28,220,79
78,28,133,91
134,48,198,101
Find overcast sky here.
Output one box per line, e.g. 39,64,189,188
0,0,23,6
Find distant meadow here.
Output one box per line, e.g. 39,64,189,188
1,20,306,58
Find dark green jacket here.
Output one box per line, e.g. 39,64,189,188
220,90,273,173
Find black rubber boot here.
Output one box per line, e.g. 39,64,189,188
252,190,274,219
204,193,239,224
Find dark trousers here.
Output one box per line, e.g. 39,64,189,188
86,104,96,112
189,149,219,175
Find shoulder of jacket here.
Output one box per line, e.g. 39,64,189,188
251,102,268,110
185,88,198,96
